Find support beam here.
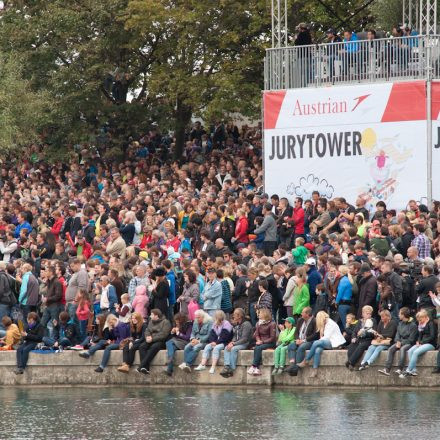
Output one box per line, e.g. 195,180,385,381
419,0,437,35
271,0,288,48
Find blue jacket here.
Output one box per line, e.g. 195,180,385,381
336,275,353,304
203,279,222,311
166,271,176,305
190,319,213,343
15,221,32,238
307,266,322,304
343,33,359,53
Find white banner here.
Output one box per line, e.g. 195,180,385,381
264,81,428,210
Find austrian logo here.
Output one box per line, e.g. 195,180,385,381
292,94,370,116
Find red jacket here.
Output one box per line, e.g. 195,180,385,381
235,216,249,243
51,217,64,241
292,207,305,235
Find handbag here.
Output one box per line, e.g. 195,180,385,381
188,300,199,320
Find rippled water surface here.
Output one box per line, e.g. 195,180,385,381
1,386,440,439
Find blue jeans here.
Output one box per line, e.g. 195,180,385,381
407,343,434,372
224,344,248,370
361,344,388,366
87,339,108,355
16,342,38,369
43,336,72,348
338,305,351,331
66,303,79,335
41,304,63,329
100,343,120,369
202,343,224,361
288,341,312,364
0,304,11,330
78,320,88,343
305,339,332,368
252,342,276,367
249,302,257,327
184,342,206,366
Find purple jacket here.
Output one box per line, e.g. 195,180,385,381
208,320,233,344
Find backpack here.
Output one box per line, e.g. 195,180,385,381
0,273,16,306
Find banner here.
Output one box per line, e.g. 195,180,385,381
264,81,428,210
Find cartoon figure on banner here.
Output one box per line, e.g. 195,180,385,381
358,127,413,209
287,174,334,200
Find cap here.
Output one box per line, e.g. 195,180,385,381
305,257,316,266
284,317,296,326
139,251,148,260
326,28,336,35
304,243,315,252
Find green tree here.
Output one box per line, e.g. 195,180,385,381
0,54,50,154
125,0,270,158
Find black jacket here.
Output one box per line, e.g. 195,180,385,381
417,274,438,309
293,317,319,343
46,277,63,306
151,280,169,317
357,275,378,317
24,322,44,343
395,318,418,346
417,319,437,346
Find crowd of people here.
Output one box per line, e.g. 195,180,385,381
1,120,440,380
291,23,423,86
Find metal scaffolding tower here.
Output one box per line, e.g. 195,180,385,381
271,0,288,48
271,0,438,47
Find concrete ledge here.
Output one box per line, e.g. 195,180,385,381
1,349,440,387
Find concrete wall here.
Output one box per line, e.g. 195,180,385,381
1,350,439,387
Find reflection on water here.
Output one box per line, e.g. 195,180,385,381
1,387,440,439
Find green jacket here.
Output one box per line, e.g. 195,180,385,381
277,327,296,345
292,245,308,265
293,284,310,315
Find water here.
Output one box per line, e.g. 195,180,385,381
1,386,440,439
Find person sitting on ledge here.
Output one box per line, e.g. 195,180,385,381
42,311,78,350
194,310,232,374
117,312,147,373
358,309,397,371
163,312,193,376
378,307,417,376
400,308,436,378
247,308,276,376
285,307,319,374
298,311,345,375
220,308,253,378
272,317,296,375
346,305,377,370
14,312,44,375
137,308,171,375
0,316,21,351
179,310,213,372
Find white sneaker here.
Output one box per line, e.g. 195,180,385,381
194,364,206,371
253,368,262,376
209,367,215,374
247,366,256,375
394,369,402,375
178,363,187,370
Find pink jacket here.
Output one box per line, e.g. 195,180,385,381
132,285,149,319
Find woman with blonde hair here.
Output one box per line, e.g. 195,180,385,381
336,265,353,330
298,311,345,373
117,312,147,373
194,310,233,374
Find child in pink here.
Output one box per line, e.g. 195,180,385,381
131,285,149,319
